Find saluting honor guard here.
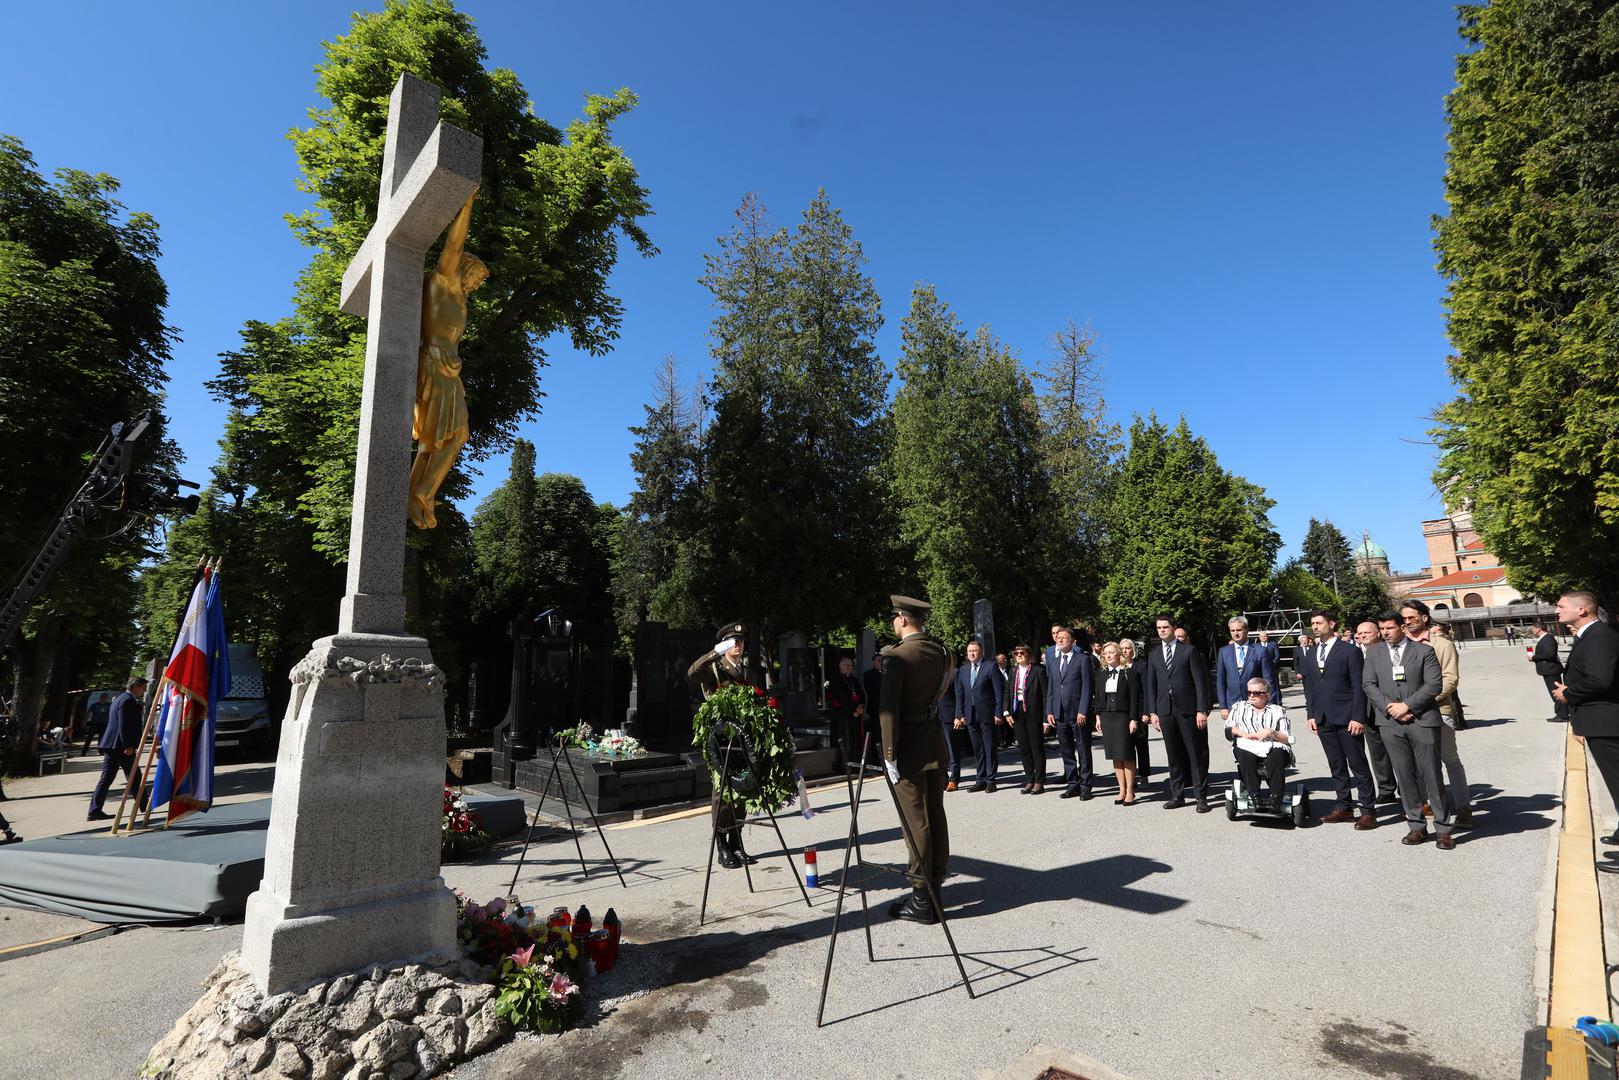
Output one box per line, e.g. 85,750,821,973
687,621,767,870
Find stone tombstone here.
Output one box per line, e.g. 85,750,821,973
241,73,482,995
972,598,996,662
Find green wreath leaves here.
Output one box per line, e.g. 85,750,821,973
691,684,798,816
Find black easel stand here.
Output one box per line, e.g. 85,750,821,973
697,723,814,926
815,733,976,1026
506,739,627,896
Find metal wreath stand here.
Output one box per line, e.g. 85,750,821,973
815,730,976,1026
506,736,628,896
698,720,813,926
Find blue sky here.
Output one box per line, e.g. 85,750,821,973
4,1,1462,574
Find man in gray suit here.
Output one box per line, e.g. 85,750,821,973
1362,612,1455,849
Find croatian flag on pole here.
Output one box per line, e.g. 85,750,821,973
150,567,231,823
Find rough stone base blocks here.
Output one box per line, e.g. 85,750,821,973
146,952,510,1080
241,635,456,994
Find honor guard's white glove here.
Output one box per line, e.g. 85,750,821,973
885,760,900,784
713,637,738,656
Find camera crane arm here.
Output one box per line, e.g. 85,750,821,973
0,412,162,652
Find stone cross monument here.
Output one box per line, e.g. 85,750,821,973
242,73,482,995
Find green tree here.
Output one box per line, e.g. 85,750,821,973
1339,571,1392,626
890,285,1054,644
613,356,708,633
0,135,177,769
1300,518,1354,595
470,439,540,620
1035,319,1121,624
1432,0,1619,610
146,0,655,690
1267,560,1339,615
699,191,890,638
1098,415,1280,646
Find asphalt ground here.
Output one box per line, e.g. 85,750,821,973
0,644,1567,1079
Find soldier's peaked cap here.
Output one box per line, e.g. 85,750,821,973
717,620,746,639
890,594,931,619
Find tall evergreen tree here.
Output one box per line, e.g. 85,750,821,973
890,286,1054,644
1300,518,1355,595
613,356,707,632
1432,0,1619,610
700,191,890,638
470,439,540,621
1098,415,1280,646
1036,319,1121,623
0,135,178,768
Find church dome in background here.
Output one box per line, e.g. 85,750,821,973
1353,534,1391,575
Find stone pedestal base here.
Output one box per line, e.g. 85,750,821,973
242,633,456,996
146,952,510,1080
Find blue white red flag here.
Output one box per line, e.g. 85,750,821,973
149,567,231,823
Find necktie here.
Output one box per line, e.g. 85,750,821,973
971,662,979,686
1060,651,1069,674
1237,644,1247,668
1165,643,1175,666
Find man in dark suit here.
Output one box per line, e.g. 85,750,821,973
1362,612,1454,849
1554,591,1619,854
953,641,1005,792
1355,620,1399,803
1531,624,1568,722
880,594,956,923
1302,609,1375,828
1044,626,1095,799
1146,614,1212,811
87,676,147,822
1216,616,1278,713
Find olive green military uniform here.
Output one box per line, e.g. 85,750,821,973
879,601,955,893
687,623,765,846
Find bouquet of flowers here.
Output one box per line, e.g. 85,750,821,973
592,728,645,758
441,784,493,861
691,684,799,816
453,892,585,1033
555,720,646,758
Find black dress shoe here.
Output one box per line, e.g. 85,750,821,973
986,783,998,793
889,891,938,924
1060,786,1081,799
1079,788,1093,801
968,782,987,793
86,810,111,821
1164,798,1185,810
1376,793,1400,805
1196,798,1212,814
0,832,20,845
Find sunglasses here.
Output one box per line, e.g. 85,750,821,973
1246,690,1269,696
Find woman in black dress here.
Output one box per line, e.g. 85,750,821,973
1093,641,1142,804
1119,637,1151,785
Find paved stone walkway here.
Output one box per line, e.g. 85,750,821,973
0,645,1566,1079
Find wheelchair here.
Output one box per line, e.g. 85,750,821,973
1223,728,1311,827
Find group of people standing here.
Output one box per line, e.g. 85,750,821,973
823,598,1485,847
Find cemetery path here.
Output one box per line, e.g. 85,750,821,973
0,643,1566,1079
457,643,1563,1080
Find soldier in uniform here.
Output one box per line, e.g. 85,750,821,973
687,621,766,870
879,595,956,925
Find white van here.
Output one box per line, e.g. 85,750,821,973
215,643,274,757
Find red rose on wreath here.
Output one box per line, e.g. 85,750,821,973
753,686,765,697
767,696,779,709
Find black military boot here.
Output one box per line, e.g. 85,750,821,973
887,887,937,924
730,829,758,865
715,832,742,870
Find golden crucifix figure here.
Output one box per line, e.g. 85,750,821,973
409,191,488,529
